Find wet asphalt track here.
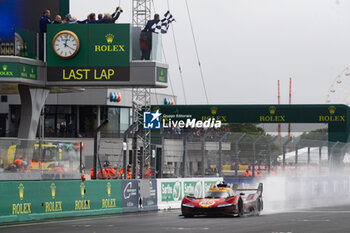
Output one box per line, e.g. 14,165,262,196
1,205,350,233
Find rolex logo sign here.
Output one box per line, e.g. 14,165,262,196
18,183,24,200
107,182,111,197
210,107,218,115
80,182,85,198
259,106,285,122
319,106,345,122
269,106,276,115
2,65,7,71
105,33,114,44
50,183,56,199
95,33,125,52
328,106,336,115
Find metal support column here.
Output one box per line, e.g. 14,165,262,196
201,135,205,177
267,136,277,173
123,123,137,179
282,137,293,171
132,0,152,176
182,134,188,178
295,141,301,176
330,142,339,170
93,120,108,179
218,132,230,177
252,135,264,177
132,132,138,179
235,133,246,177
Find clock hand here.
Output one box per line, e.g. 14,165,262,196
63,39,68,47
65,44,76,50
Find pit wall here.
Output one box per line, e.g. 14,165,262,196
0,177,223,224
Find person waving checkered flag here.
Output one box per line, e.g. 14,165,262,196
151,11,175,34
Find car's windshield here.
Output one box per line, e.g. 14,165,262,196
204,191,229,199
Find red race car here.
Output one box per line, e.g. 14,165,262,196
181,182,263,217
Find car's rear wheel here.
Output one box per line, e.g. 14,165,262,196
237,198,244,217
255,200,262,216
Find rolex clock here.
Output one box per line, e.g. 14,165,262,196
52,30,80,59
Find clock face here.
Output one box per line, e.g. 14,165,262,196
52,30,80,59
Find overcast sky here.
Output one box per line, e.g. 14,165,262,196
70,0,350,105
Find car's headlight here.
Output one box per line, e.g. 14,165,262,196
217,203,234,208
182,203,195,208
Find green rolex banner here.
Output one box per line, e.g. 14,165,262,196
0,62,37,80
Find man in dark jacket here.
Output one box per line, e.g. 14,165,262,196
88,13,98,24
39,9,51,33
140,14,160,60
142,14,160,33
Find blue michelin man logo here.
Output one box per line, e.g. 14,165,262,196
143,110,161,129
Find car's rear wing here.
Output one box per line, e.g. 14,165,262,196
233,183,263,197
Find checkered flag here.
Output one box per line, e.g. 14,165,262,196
151,11,175,34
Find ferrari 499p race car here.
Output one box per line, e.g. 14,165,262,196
181,182,263,217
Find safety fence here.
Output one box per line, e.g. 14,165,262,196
0,177,222,223
2,133,350,181
155,130,350,178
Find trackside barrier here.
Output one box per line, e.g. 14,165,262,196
140,179,158,211
0,178,224,223
0,180,123,223
157,177,223,209
121,180,139,212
